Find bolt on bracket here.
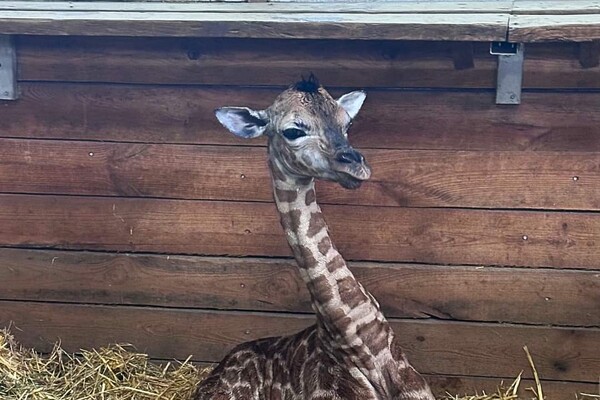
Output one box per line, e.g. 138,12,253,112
491,42,524,105
0,35,17,100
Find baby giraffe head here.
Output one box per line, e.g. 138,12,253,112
215,75,371,189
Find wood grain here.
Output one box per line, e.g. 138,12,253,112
0,11,509,41
0,1,515,14
6,1,600,43
11,0,600,17
1,193,599,269
510,14,600,42
5,83,600,151
1,300,599,382
513,1,600,15
2,138,600,210
1,248,598,327
16,37,600,89
16,36,499,88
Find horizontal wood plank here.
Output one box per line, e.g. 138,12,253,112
513,1,600,15
1,301,599,382
16,37,499,88
1,248,598,326
16,37,600,89
2,138,600,210
510,14,600,42
0,1,515,14
1,193,599,269
6,1,600,43
9,0,599,17
4,83,600,152
0,10,509,41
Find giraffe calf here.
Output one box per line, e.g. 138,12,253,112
194,76,435,400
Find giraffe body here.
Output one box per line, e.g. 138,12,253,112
195,325,379,400
194,76,435,400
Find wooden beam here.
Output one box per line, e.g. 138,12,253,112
5,1,600,43
510,1,600,42
0,10,509,41
510,14,600,42
1,193,600,269
17,37,500,89
1,138,599,211
513,1,600,15
15,37,600,89
1,248,598,327
1,301,599,382
0,1,515,14
4,83,600,152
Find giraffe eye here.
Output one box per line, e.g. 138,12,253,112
282,128,307,141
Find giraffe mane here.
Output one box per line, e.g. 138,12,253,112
293,73,321,93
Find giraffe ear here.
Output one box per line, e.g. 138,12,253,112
337,90,367,120
215,107,269,139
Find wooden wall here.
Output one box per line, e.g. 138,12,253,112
1,36,599,398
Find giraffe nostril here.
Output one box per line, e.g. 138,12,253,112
336,149,363,164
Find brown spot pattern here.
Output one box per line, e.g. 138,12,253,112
356,318,388,354
326,254,345,273
318,236,332,256
305,188,316,205
280,210,302,233
297,244,317,268
338,277,369,309
310,275,334,304
307,212,326,237
275,188,298,203
335,315,353,333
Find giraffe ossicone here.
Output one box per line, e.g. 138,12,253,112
195,76,435,400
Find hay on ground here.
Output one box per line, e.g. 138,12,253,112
0,328,598,400
0,329,210,400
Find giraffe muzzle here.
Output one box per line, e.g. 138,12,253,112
335,149,364,164
332,148,371,189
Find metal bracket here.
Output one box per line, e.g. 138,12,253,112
0,35,17,100
491,42,524,105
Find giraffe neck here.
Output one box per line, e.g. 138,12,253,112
269,158,399,394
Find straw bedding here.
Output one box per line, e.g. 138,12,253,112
0,329,597,400
0,329,208,400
